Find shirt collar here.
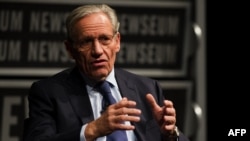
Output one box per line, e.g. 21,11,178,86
105,68,118,88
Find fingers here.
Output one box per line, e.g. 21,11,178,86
103,97,141,127
105,107,141,124
163,100,176,116
146,94,177,135
114,97,137,108
163,99,174,108
109,98,141,118
161,101,177,134
146,93,161,111
108,114,139,130
162,115,176,133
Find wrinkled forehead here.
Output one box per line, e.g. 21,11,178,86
72,13,114,37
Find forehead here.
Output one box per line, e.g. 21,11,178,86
74,12,114,36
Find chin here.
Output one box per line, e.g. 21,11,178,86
91,70,109,80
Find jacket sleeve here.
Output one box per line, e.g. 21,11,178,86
23,81,82,141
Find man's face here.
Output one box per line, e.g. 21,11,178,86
65,12,120,81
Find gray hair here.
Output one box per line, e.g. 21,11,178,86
66,4,120,41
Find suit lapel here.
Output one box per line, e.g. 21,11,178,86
115,69,146,141
66,67,94,124
116,76,138,102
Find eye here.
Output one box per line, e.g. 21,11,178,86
80,37,93,46
99,35,112,44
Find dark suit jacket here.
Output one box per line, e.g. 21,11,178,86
23,67,190,141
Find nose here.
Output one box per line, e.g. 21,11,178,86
91,39,103,55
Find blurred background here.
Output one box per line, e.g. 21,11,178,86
0,0,206,141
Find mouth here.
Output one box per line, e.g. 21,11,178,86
91,59,107,67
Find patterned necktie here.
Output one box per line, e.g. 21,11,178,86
97,81,128,141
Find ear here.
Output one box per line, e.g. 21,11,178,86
115,32,121,52
64,40,74,59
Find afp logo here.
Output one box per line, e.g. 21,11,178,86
228,129,246,136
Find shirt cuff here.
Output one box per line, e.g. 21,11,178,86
80,124,88,141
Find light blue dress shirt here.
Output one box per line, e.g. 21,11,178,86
80,69,137,141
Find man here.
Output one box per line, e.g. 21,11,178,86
23,4,190,141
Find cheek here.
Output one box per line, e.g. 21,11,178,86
73,52,87,66
107,51,117,68
109,43,120,58
72,51,82,61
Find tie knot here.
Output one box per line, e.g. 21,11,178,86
96,81,116,105
96,81,111,94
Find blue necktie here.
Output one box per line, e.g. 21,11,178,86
98,81,128,141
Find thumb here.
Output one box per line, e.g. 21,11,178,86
146,94,161,111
